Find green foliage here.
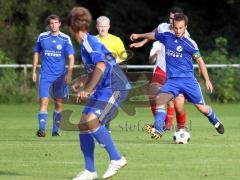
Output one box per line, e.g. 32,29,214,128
0,50,36,103
0,0,77,64
203,37,240,103
0,49,13,64
0,69,35,103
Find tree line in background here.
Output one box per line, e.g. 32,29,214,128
0,0,240,103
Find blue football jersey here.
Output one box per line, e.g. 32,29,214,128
34,31,75,77
155,31,200,78
80,33,130,91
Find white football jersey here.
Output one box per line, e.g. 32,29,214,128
150,23,190,73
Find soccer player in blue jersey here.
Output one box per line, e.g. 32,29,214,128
32,14,75,137
130,13,224,139
67,7,130,180
131,7,189,134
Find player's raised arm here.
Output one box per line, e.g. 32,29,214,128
195,57,213,93
130,32,156,42
129,38,149,48
32,52,39,83
130,28,157,48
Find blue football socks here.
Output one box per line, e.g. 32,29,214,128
206,108,219,126
38,111,48,131
79,133,95,172
53,110,62,133
154,108,166,134
92,126,121,160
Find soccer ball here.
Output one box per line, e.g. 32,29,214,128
173,128,190,144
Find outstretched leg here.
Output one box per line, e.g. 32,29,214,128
195,104,224,134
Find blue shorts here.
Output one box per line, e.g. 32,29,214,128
160,77,205,105
82,89,129,124
39,74,68,99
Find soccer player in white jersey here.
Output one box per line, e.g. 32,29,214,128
67,7,130,180
32,14,75,137
130,13,224,139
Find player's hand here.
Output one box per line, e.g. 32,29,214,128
76,90,90,103
32,72,37,83
205,80,213,93
71,83,80,93
130,33,139,41
65,73,72,85
129,41,145,48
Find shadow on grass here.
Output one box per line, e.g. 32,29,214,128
0,170,27,176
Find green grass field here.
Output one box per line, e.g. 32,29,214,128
0,103,240,180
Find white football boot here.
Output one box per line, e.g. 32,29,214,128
102,156,127,179
72,169,98,180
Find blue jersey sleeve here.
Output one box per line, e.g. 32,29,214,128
183,37,201,60
91,51,105,64
90,43,105,64
65,43,75,56
82,35,107,65
34,35,42,52
155,32,165,44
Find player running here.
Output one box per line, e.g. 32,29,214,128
67,7,130,180
130,13,224,139
32,14,75,137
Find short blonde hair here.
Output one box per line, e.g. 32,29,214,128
96,16,110,25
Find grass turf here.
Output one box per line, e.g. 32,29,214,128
0,103,240,180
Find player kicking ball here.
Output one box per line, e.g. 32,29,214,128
130,13,224,139
67,7,130,180
130,7,189,138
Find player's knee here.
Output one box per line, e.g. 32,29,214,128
149,83,160,95
40,98,49,109
78,117,100,132
54,100,62,111
175,105,185,114
175,109,185,115
156,93,173,106
168,100,174,107
196,104,209,115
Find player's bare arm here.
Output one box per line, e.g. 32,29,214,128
130,32,156,42
32,52,39,83
130,38,149,48
66,55,75,85
195,57,213,93
130,28,157,48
